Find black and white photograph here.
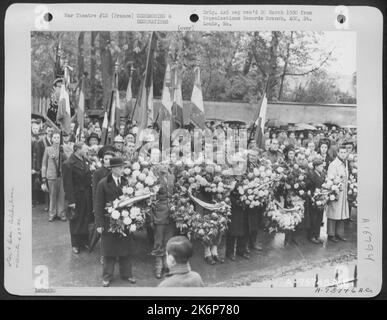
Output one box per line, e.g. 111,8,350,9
30,30,358,288
3,3,383,298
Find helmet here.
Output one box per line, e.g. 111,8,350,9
114,135,124,143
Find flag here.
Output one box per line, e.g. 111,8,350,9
56,67,71,134
157,62,173,126
157,61,173,149
114,88,121,131
100,111,109,145
125,70,133,119
77,78,85,131
171,64,184,129
253,92,268,148
190,66,205,129
135,32,157,143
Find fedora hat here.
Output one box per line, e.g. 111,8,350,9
108,157,125,168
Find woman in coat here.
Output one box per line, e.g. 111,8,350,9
62,141,93,254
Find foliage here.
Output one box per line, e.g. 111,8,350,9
31,31,355,106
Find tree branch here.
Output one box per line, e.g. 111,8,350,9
284,48,334,76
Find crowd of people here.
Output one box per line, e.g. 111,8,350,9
31,116,357,287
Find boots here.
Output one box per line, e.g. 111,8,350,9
162,255,169,274
154,256,163,279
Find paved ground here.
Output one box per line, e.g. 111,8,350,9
32,204,357,288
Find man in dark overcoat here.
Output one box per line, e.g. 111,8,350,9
92,150,115,210
94,157,136,287
226,190,249,260
305,158,326,244
62,141,93,254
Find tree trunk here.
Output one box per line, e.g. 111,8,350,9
90,31,98,109
267,31,280,101
77,32,85,80
99,31,113,111
278,32,293,101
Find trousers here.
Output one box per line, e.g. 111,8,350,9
70,234,89,248
103,256,133,281
327,219,345,237
308,208,324,239
47,177,65,219
151,223,176,257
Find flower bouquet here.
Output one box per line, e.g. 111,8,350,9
169,194,196,234
189,206,230,246
283,163,308,199
310,175,344,209
123,161,159,197
235,162,278,209
347,172,358,208
322,175,343,203
105,203,146,236
265,197,305,233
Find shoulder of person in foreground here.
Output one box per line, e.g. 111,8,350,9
158,270,205,287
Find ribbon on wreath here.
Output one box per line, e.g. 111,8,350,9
188,191,223,211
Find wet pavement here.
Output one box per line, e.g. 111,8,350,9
32,204,357,288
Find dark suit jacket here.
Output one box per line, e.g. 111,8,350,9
92,166,110,211
62,153,93,235
95,174,132,256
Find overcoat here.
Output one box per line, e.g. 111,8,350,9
305,169,326,229
326,158,349,220
62,154,93,235
92,166,110,210
95,174,132,257
228,192,245,237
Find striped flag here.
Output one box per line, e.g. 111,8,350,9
135,32,157,143
100,111,109,145
158,61,173,149
56,67,71,134
158,62,173,125
190,66,205,129
125,70,133,119
171,64,184,129
253,92,268,148
77,78,85,131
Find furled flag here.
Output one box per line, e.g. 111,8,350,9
135,31,157,144
100,110,109,145
253,92,268,148
109,69,121,133
77,77,85,131
56,67,72,134
171,64,184,129
125,69,133,119
190,66,206,129
158,61,173,125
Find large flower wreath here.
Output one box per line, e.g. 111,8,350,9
170,160,233,246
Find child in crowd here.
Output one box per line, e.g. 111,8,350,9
158,236,204,287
